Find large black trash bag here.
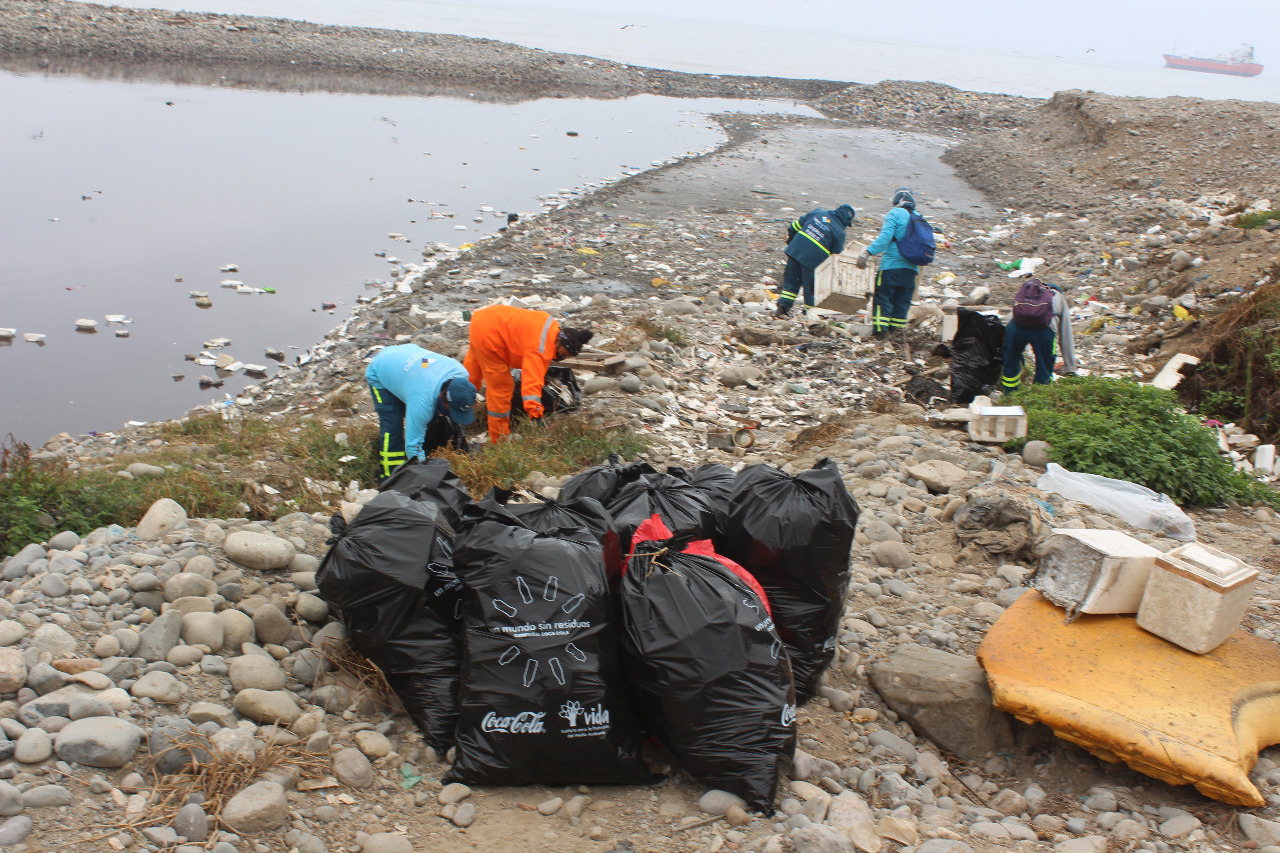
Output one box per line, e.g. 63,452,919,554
668,462,737,538
620,515,796,812
444,500,650,786
716,459,860,704
949,308,1007,405
605,471,718,552
494,495,625,591
379,457,472,527
316,491,462,751
558,453,658,505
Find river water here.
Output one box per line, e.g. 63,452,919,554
0,69,814,444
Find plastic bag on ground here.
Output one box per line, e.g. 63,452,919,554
669,462,737,535
558,453,657,505
444,500,649,786
1037,463,1196,541
512,365,583,417
716,459,860,703
621,515,796,812
950,309,1006,405
316,491,462,750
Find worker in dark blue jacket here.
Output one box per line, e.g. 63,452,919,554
776,204,856,318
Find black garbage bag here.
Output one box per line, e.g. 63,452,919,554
379,457,472,527
512,365,583,417
495,495,625,591
559,453,658,505
715,459,860,704
620,515,796,812
316,491,462,751
605,471,718,552
949,308,1006,405
444,500,650,786
668,462,737,538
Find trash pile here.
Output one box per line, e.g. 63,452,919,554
316,456,860,809
980,521,1274,806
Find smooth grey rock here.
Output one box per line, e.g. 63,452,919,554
698,789,745,816
5,545,47,578
0,782,22,817
873,541,912,570
1240,814,1280,846
164,572,215,602
131,670,183,703
15,728,52,763
294,593,328,623
22,784,71,808
54,717,142,767
150,720,210,773
136,610,184,662
869,645,1013,761
362,833,413,853
223,531,295,570
0,649,27,692
229,655,286,692
1021,440,1052,467
233,689,301,726
136,498,188,540
26,624,77,662
173,802,209,842
0,622,27,647
222,781,287,834
0,815,34,846
181,612,225,652
332,747,374,788
218,609,255,653
252,604,292,646
916,842,973,853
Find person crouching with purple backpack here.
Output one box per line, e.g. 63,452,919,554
1000,277,1077,392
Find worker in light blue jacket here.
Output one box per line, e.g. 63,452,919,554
856,188,920,337
776,204,856,318
365,344,477,480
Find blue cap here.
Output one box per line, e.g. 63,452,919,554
447,378,477,425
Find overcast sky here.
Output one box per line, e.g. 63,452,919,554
531,0,1277,66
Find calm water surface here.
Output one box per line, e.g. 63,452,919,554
0,71,814,444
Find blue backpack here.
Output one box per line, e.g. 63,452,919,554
896,212,936,266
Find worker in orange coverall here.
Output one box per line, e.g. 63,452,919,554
464,304,593,443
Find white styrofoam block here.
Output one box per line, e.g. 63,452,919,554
1136,545,1258,654
968,405,1027,443
1254,444,1276,475
1032,528,1163,617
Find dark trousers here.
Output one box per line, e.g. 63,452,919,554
370,385,409,480
872,268,917,333
370,384,467,480
1001,323,1056,392
777,257,815,313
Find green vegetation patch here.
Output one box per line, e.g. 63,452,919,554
1233,209,1280,229
1005,376,1278,508
436,417,648,496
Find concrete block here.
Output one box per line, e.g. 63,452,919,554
968,403,1026,443
1254,444,1276,475
1032,529,1162,617
1137,544,1258,654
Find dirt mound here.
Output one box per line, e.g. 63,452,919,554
943,90,1280,210
816,79,1039,133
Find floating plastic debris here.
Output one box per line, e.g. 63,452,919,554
188,291,209,299
205,337,232,348
74,318,98,332
221,280,243,288
23,332,46,343
104,315,132,324
0,329,16,341
220,263,239,272
114,330,130,338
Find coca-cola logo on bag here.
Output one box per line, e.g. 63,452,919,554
480,711,546,734
780,703,798,727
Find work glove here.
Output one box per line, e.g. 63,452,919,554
855,252,870,269
524,400,545,420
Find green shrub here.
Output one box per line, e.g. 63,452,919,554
436,417,648,496
0,440,243,557
1234,209,1280,229
1005,377,1278,508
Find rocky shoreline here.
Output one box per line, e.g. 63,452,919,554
3,3,1280,853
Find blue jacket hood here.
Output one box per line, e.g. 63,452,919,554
833,204,856,227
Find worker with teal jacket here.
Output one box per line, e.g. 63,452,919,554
857,188,920,337
776,204,856,318
365,344,477,480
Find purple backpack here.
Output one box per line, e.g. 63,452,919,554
1012,278,1056,329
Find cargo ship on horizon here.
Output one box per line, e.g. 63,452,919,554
1163,44,1263,77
